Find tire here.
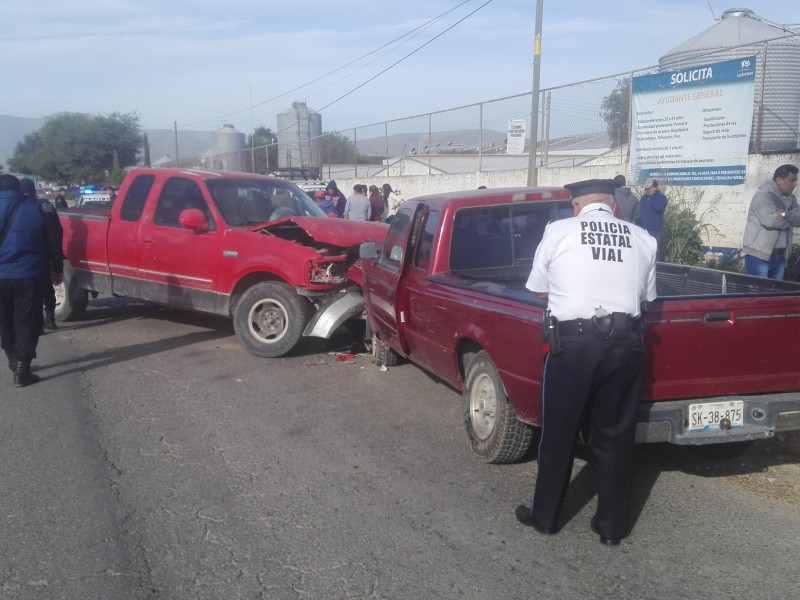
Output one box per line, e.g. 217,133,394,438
373,336,401,367
232,282,313,357
54,261,89,322
462,350,534,464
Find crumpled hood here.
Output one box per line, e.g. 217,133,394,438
257,216,389,247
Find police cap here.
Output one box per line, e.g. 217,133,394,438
0,174,20,191
563,179,616,199
19,178,36,196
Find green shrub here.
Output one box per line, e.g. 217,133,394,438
638,185,719,266
785,244,800,282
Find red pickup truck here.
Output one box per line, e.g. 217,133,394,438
357,188,800,463
56,168,387,357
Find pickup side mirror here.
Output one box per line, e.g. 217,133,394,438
179,208,209,232
359,241,378,259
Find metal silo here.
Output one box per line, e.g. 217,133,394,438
659,8,800,152
213,123,246,172
277,102,322,177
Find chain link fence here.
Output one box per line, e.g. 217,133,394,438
194,37,799,177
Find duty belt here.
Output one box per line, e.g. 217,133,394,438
557,314,640,337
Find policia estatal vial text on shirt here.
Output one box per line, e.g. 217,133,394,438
515,178,657,546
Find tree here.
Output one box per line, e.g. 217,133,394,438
247,126,278,174
600,78,631,149
109,150,123,186
143,133,151,167
8,111,141,184
319,131,382,165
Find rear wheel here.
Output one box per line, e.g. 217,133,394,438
233,282,313,357
463,350,533,463
54,261,89,322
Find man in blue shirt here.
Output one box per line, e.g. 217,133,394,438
0,175,63,386
635,179,669,260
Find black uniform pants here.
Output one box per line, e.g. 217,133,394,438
530,327,643,539
41,275,56,314
0,278,41,364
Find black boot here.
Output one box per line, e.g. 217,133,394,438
44,310,57,331
12,360,39,388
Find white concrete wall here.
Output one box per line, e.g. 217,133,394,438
336,152,800,250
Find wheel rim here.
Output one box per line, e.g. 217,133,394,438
247,298,289,344
469,372,497,440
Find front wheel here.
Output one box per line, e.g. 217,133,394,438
373,336,401,367
232,282,313,357
462,350,533,463
54,261,89,322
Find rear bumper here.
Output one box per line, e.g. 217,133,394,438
636,393,800,445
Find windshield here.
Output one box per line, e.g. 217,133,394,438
206,178,326,226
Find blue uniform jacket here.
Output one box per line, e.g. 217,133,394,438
0,189,47,279
635,191,668,232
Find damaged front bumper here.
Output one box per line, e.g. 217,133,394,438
303,287,364,339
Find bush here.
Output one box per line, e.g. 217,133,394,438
645,185,719,266
785,244,800,282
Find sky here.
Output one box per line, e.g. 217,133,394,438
2,0,796,135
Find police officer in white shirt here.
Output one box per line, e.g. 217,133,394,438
515,179,657,546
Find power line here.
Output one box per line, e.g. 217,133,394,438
249,0,494,149
315,0,495,114
179,0,475,128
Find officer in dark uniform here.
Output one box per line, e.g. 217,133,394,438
20,179,64,331
515,179,657,546
0,175,63,387
55,187,70,210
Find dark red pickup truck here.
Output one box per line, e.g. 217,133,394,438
56,168,387,357
357,187,800,463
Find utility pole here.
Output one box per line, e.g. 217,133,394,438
527,0,544,186
174,121,179,168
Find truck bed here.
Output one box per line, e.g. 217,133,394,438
433,262,800,307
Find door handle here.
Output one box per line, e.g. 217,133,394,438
141,239,153,246
704,312,731,322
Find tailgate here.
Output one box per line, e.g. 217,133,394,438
643,294,800,401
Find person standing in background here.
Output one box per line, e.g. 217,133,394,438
344,184,371,221
612,175,638,223
383,183,404,221
742,164,800,280
326,180,347,218
55,187,69,209
635,179,668,259
368,185,383,222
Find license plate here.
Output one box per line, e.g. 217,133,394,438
688,400,744,432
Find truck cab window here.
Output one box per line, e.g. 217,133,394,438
120,175,155,222
380,209,413,271
414,209,440,271
154,177,215,229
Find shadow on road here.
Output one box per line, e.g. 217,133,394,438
553,436,800,534
37,328,230,379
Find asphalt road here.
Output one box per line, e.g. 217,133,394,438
1,297,798,600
